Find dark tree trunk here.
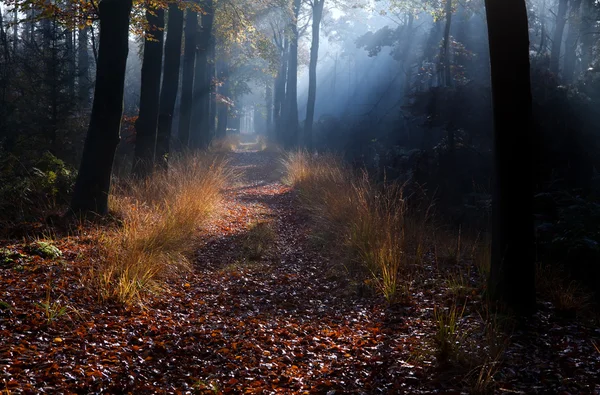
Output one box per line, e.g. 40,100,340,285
442,0,453,87
304,0,324,151
484,0,536,315
190,0,214,149
132,5,164,178
78,26,90,107
563,0,582,82
283,0,301,148
550,0,569,74
156,3,184,165
178,7,198,148
70,0,133,215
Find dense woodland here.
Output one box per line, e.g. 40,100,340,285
0,0,600,393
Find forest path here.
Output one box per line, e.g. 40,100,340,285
156,147,417,393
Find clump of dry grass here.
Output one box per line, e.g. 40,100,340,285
209,135,240,153
90,152,232,304
536,263,592,316
282,150,424,301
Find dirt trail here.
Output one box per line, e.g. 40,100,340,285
173,149,415,393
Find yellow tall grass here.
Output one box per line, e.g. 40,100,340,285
90,152,232,304
282,151,421,301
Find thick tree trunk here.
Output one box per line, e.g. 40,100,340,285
132,5,164,178
178,7,198,148
563,0,582,82
78,26,90,107
190,0,214,149
484,0,536,315
550,0,569,75
70,0,133,215
304,0,324,151
442,0,453,87
156,3,184,165
283,0,301,148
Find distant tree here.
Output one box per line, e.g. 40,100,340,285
550,0,569,74
303,0,325,150
190,0,215,149
70,0,133,214
179,3,199,148
132,3,165,178
484,0,536,315
156,3,184,165
282,0,301,148
563,0,582,82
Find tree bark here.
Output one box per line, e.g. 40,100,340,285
156,3,184,165
283,0,301,148
484,0,536,315
550,0,569,74
304,0,324,151
70,0,133,215
132,5,164,178
190,0,214,149
178,7,198,148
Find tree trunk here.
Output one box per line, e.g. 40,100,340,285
265,82,273,137
190,0,214,149
550,0,569,75
78,26,90,107
563,0,582,81
274,37,288,144
208,33,217,140
156,3,184,165
178,7,198,148
580,0,594,71
216,60,229,139
283,0,301,148
132,5,164,178
70,0,133,215
484,0,536,315
304,0,324,151
442,0,453,87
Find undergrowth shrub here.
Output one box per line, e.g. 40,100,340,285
0,150,76,222
89,152,232,304
283,151,427,301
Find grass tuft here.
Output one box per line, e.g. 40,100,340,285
209,135,240,153
282,150,427,302
89,152,232,304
